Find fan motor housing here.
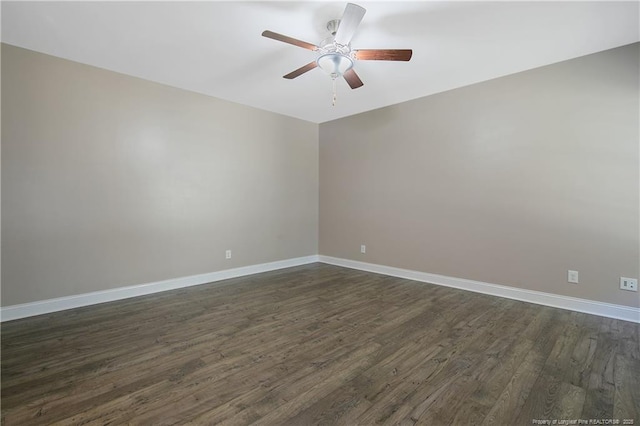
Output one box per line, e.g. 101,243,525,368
319,19,352,57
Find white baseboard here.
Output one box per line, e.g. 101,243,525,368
4,255,638,324
0,255,320,322
318,256,640,324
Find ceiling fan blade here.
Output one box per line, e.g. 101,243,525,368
343,68,364,89
334,3,366,45
353,49,413,61
262,30,318,51
283,61,318,79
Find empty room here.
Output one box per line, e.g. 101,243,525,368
1,1,639,425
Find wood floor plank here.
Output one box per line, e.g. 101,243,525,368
353,298,520,424
2,263,639,425
420,302,543,425
581,318,620,420
480,347,548,425
613,352,640,421
283,304,470,425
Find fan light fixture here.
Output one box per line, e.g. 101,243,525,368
316,53,353,79
261,3,413,106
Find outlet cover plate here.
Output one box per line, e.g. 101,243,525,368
568,270,579,284
620,277,638,292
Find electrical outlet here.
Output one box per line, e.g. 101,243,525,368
568,270,579,284
620,277,638,292
360,245,366,254
225,249,232,260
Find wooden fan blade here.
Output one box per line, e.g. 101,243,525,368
353,49,413,61
343,68,364,89
262,30,318,51
283,61,318,79
334,3,366,45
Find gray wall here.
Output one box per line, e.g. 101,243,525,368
320,43,639,308
3,42,638,310
2,44,319,306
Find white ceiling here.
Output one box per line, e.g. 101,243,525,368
2,1,638,123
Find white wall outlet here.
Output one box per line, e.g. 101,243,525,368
360,245,366,254
620,277,638,292
568,270,579,284
225,249,232,260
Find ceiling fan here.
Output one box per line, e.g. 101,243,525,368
262,3,412,99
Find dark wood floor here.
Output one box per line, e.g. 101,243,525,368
2,263,639,425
